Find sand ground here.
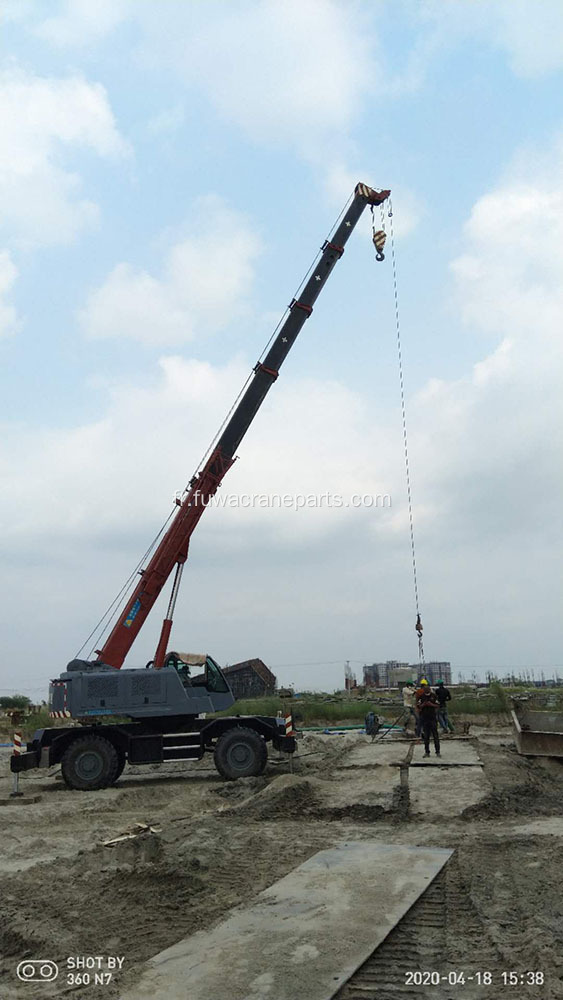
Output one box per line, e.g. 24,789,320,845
1,727,562,999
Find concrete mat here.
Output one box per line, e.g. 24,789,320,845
121,842,453,1000
409,764,491,817
338,742,409,768
324,772,401,812
411,740,481,765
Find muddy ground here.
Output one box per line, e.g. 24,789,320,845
1,728,562,999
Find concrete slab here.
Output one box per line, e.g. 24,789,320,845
325,771,401,813
411,740,481,766
120,842,453,1000
338,742,409,769
409,764,491,818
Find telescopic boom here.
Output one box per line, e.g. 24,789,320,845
96,183,390,669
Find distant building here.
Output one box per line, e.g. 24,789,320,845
363,660,451,688
223,658,277,699
344,662,357,690
391,666,416,686
363,661,410,688
422,662,452,686
362,664,379,688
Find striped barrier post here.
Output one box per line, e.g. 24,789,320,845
284,714,295,736
284,715,295,773
11,731,23,797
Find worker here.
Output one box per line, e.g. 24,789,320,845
413,677,429,738
416,681,440,757
365,710,380,737
402,680,417,733
435,680,454,734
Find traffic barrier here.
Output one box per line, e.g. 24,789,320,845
11,731,23,797
284,714,295,737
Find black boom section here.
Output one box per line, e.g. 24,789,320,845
216,184,389,459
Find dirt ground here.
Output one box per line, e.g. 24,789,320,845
1,728,563,999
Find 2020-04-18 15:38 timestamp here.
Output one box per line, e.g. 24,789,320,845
404,971,545,986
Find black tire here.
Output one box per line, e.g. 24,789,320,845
113,749,126,782
214,726,267,780
61,736,119,791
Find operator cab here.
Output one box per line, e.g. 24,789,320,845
164,651,231,694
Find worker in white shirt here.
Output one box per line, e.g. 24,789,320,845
402,680,418,734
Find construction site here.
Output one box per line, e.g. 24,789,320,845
3,0,563,983
2,702,563,999
1,170,562,997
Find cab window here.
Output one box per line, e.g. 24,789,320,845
205,656,229,693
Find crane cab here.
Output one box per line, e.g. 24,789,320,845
162,651,232,695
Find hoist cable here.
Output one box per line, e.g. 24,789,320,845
387,199,425,668
75,508,176,660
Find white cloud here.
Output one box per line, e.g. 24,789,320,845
35,0,132,47
0,348,397,677
27,1,421,224
134,0,378,153
0,354,395,561
0,251,19,338
0,67,129,247
80,196,262,345
1,0,37,22
135,1,421,230
450,151,563,342
31,0,379,139
146,105,185,137
415,0,563,79
411,131,563,550
487,0,563,78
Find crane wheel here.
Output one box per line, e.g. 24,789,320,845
214,726,267,780
61,735,120,791
113,749,127,783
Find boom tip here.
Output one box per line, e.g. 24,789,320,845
356,183,391,205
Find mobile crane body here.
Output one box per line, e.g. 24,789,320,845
12,183,390,789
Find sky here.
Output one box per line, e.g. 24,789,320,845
1,0,562,699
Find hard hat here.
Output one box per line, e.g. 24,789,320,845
420,679,428,685
437,679,444,685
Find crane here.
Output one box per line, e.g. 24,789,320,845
13,182,391,789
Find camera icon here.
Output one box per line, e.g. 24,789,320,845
17,960,59,982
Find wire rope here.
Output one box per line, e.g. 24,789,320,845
387,198,425,668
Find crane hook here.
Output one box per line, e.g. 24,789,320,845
372,229,386,261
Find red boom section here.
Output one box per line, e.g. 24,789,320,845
97,446,234,669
